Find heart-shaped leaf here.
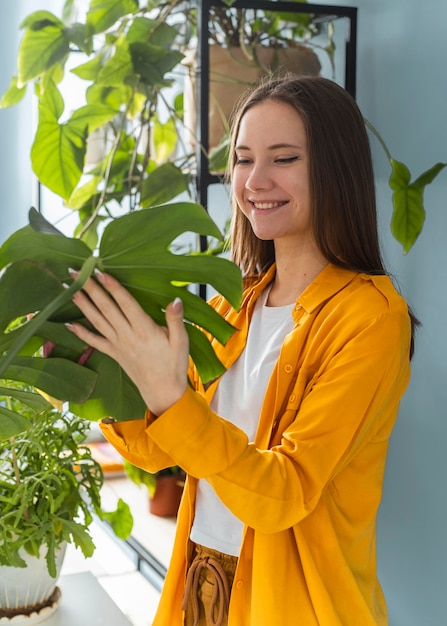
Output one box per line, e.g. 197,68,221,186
390,159,447,253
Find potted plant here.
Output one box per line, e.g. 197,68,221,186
0,382,133,620
0,0,196,246
123,461,186,518
0,0,244,427
183,0,327,150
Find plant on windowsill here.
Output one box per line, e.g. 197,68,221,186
0,382,133,620
124,460,186,518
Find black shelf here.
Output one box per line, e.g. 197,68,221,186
193,0,358,216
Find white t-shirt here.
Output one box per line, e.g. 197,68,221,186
190,288,295,555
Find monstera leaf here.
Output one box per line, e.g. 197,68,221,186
0,204,242,422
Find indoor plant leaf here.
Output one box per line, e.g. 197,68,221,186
0,255,97,376
0,386,52,412
152,118,179,164
87,0,139,35
0,407,31,440
2,356,98,405
0,204,242,421
0,76,27,108
99,499,134,540
31,80,88,199
96,39,134,86
140,163,190,207
18,11,69,85
68,349,147,421
389,159,447,254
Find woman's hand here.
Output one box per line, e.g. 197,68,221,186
66,268,189,416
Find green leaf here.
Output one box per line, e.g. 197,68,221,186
129,42,184,86
390,159,447,254
97,39,134,86
60,519,95,558
141,163,189,207
0,76,27,109
29,207,65,236
20,11,64,30
185,323,226,381
0,260,65,333
31,81,87,199
0,212,91,275
0,407,31,440
127,18,179,49
0,254,97,377
209,135,230,173
70,103,119,134
99,202,242,313
87,0,139,34
66,177,102,210
153,117,178,163
100,498,133,539
2,357,98,405
66,23,94,56
71,54,104,81
18,13,69,84
68,350,147,421
0,204,242,420
413,161,447,187
0,387,52,412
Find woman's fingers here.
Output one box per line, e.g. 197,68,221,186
65,269,190,415
87,268,152,329
166,298,186,345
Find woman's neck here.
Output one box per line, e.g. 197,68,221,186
267,248,328,307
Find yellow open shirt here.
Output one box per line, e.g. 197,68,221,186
101,263,412,625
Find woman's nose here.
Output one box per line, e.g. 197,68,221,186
245,163,273,192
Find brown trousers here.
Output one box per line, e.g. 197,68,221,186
182,544,238,626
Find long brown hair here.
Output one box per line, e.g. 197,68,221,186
228,74,419,355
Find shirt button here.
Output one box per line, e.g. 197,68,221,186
235,580,244,589
284,364,293,373
289,393,296,404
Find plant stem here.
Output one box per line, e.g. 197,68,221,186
364,118,393,163
6,397,21,486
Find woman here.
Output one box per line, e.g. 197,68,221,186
67,75,416,625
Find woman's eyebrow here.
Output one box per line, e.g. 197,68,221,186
235,142,303,150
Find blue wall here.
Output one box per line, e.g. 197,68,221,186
1,2,446,624
0,1,35,239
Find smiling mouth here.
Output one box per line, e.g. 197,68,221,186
251,201,287,210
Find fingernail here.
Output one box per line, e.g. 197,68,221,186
65,322,74,330
94,268,105,283
173,297,183,312
62,282,70,289
68,267,79,278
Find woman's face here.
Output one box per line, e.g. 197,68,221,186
232,100,314,249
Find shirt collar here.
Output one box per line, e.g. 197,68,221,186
242,263,358,315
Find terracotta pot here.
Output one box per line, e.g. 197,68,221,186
184,44,321,151
149,474,185,517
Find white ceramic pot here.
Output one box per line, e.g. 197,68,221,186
0,544,66,622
